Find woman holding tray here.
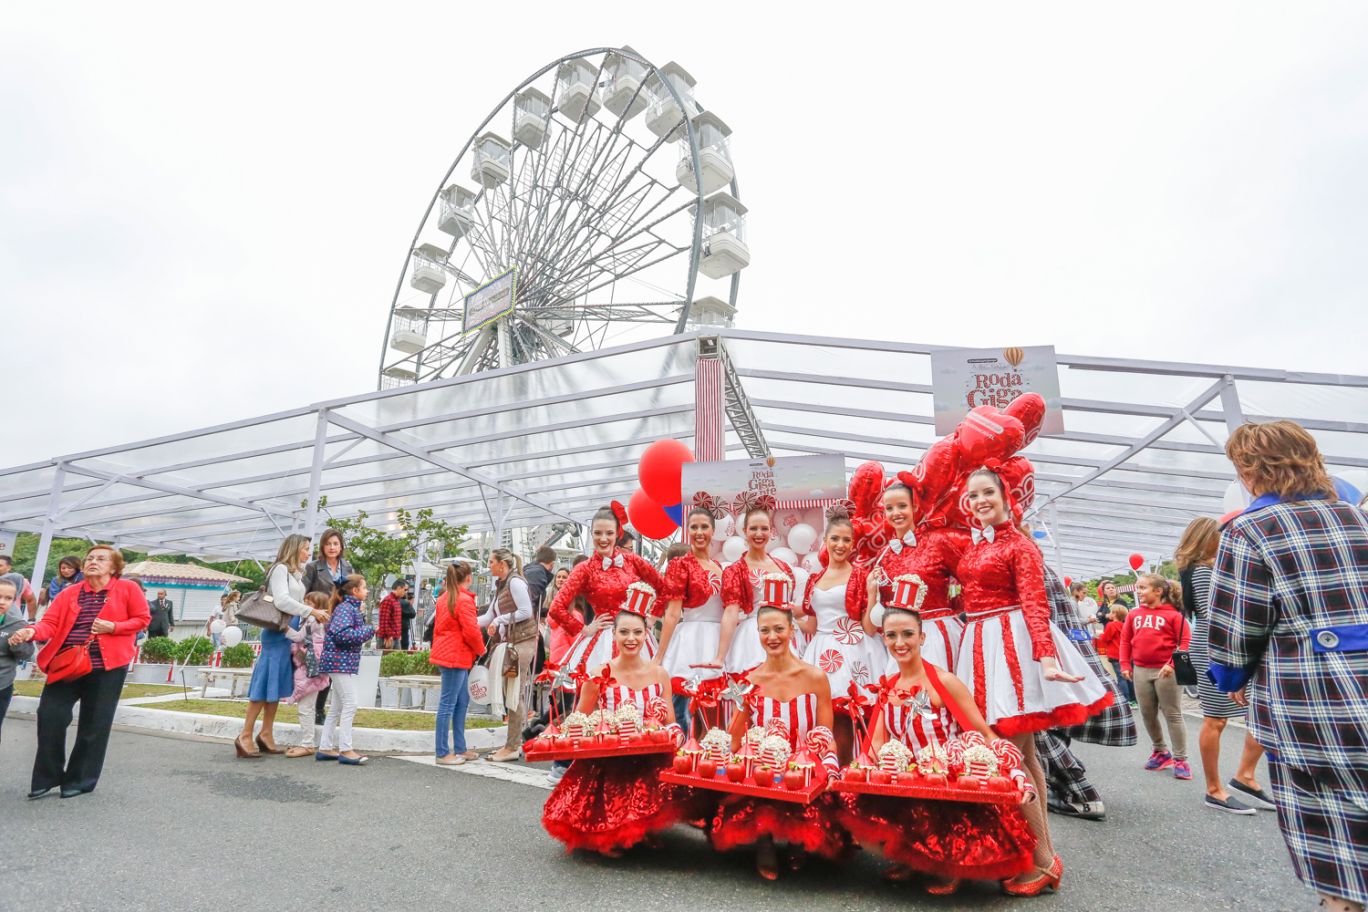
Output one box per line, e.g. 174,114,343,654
839,606,1036,895
541,599,684,855
711,504,799,678
709,602,847,880
863,476,970,673
656,506,728,734
548,503,665,678
799,510,872,763
954,466,1112,896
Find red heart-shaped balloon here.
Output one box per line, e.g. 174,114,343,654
1004,393,1047,446
956,406,1026,469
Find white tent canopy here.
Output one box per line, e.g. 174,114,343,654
1,329,1364,582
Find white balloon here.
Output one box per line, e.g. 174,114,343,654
801,552,823,573
764,529,784,553
220,625,243,648
209,619,226,635
722,536,746,562
1222,480,1249,515
786,523,818,556
771,547,799,566
717,515,736,539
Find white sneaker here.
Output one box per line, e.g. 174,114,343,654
545,766,566,785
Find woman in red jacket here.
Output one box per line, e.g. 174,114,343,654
1120,574,1192,780
9,545,150,799
431,561,485,765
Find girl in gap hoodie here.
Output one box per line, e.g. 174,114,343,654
1121,575,1192,780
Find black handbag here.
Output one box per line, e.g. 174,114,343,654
1170,613,1199,686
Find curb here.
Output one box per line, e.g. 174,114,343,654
6,696,507,755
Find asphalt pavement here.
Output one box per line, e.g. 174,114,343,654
1,715,1307,912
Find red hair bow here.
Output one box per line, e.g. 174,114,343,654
610,500,629,530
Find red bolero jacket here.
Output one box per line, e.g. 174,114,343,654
30,577,151,671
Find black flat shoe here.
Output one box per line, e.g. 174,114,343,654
59,787,91,799
27,787,55,800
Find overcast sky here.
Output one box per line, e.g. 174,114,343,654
3,2,1366,467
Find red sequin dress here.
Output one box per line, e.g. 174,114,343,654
953,523,1112,736
709,693,849,860
541,681,682,853
721,558,798,676
838,672,1036,880
800,567,877,710
870,527,971,674
659,554,725,694
548,550,666,677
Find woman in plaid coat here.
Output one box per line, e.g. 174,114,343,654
1209,421,1368,912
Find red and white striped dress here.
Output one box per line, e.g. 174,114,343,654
709,691,848,860
541,678,681,854
870,527,971,674
838,671,1037,881
721,559,799,676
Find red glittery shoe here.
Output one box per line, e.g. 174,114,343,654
925,877,961,896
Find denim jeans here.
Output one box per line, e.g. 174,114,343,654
672,693,692,738
436,666,471,757
1109,658,1136,703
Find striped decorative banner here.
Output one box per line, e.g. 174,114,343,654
695,355,725,462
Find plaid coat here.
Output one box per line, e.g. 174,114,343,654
1044,566,1136,746
1209,497,1368,801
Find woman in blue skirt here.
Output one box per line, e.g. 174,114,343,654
237,535,327,759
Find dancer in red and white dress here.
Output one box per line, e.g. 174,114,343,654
954,467,1112,895
799,512,873,763
548,504,665,678
709,603,847,879
711,505,799,677
656,506,726,731
864,478,971,674
839,607,1036,895
541,607,685,855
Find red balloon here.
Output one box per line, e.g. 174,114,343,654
1128,553,1145,571
638,439,694,505
627,488,677,540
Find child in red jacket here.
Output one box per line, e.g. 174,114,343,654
1120,575,1192,780
1094,605,1133,704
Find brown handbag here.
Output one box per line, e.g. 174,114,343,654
234,564,293,632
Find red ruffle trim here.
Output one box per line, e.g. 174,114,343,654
991,690,1116,737
709,794,850,860
541,756,682,854
836,793,1035,880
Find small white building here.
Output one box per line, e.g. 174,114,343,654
122,561,249,637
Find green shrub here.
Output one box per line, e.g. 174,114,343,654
407,650,437,676
219,643,256,668
379,651,410,677
172,636,216,665
139,636,176,664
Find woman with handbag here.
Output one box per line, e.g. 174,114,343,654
478,548,538,762
8,545,150,799
1176,516,1273,814
300,528,354,741
236,534,328,759
431,561,485,764
1119,573,1193,781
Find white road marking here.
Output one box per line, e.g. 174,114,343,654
395,754,553,790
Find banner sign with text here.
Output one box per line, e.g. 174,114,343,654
929,345,1065,436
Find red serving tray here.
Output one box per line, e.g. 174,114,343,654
522,739,675,763
659,769,827,804
830,775,1021,805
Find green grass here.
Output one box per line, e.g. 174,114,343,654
136,699,504,732
12,680,191,700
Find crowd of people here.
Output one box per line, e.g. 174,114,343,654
1,418,1364,910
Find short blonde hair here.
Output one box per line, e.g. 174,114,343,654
1226,421,1334,501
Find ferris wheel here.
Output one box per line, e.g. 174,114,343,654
378,47,750,387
